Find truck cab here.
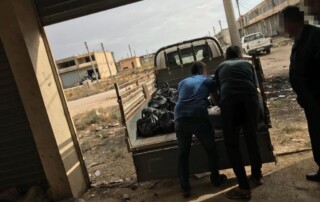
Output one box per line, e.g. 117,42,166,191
155,37,224,87
115,37,275,182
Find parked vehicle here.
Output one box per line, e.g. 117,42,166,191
241,32,273,55
115,37,275,181
79,75,93,85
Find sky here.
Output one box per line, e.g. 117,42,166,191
45,0,262,61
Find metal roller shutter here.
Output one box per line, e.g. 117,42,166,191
0,40,47,188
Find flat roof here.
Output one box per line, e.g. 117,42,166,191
33,0,142,26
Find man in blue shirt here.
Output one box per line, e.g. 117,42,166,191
174,61,227,198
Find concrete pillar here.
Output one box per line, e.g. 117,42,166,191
0,0,89,201
223,0,242,48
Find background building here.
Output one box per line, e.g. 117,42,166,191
238,0,300,37
56,51,117,88
215,28,232,47
118,56,141,71
215,0,301,45
140,53,155,68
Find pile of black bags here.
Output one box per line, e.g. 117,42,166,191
137,82,178,137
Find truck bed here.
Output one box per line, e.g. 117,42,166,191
115,56,275,182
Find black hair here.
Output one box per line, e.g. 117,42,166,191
191,61,205,75
281,6,304,22
226,46,241,60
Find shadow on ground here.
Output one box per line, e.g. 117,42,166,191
128,156,320,202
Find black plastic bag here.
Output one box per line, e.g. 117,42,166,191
137,108,159,137
153,109,175,133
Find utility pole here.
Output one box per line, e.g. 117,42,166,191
235,0,244,37
223,0,242,49
100,43,113,78
84,42,99,82
219,20,223,31
213,26,216,36
128,45,133,57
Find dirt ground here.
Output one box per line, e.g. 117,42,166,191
73,43,320,202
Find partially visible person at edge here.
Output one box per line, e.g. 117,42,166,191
280,6,320,182
215,46,263,200
174,61,227,198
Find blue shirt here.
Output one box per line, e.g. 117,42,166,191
174,75,217,120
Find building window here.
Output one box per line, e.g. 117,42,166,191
85,55,95,62
57,60,76,69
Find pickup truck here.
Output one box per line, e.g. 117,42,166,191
241,32,273,55
115,37,275,182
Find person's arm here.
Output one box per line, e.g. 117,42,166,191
208,77,220,105
211,66,222,105
210,92,220,105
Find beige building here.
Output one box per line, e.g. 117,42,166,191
140,53,155,67
238,0,300,37
118,56,141,71
215,28,232,47
56,51,117,88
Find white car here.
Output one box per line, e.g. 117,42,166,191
241,32,273,55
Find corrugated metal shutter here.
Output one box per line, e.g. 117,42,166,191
0,40,47,188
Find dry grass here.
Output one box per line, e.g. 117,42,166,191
73,107,121,131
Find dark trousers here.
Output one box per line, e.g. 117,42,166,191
175,117,220,191
304,103,320,170
220,95,262,190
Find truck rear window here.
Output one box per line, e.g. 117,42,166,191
244,33,264,43
166,44,210,67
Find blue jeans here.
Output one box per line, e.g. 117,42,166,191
175,117,220,191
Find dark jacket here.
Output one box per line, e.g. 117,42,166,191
215,59,258,104
289,24,320,107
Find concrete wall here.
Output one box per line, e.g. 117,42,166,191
94,51,117,78
0,0,89,200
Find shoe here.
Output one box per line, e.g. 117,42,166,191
250,175,264,186
306,172,320,182
211,174,228,187
182,189,190,198
226,187,251,200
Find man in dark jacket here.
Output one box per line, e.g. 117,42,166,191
215,46,262,200
174,61,226,198
280,6,320,181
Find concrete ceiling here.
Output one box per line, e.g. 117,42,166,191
33,0,142,26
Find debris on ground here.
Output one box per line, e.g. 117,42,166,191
123,194,130,200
